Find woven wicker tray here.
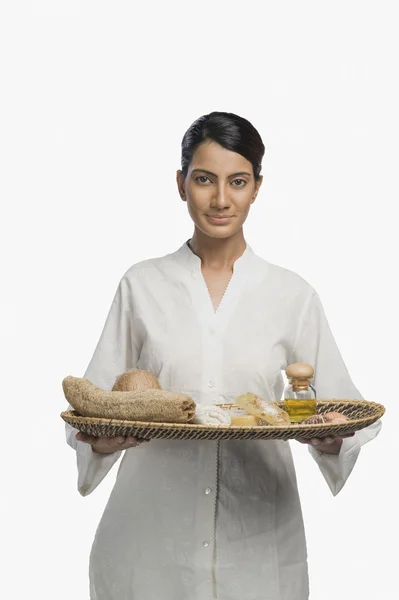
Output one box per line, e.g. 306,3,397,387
61,399,384,442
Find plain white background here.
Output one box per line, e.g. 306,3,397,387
1,1,398,599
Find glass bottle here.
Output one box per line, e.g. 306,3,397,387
284,363,317,423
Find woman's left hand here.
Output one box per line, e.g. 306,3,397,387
297,432,355,455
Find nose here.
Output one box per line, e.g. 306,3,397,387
211,183,231,209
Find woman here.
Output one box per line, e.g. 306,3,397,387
66,111,382,600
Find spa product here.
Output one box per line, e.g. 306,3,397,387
193,405,231,426
323,411,349,424
302,411,349,425
62,376,196,423
301,414,327,425
236,393,291,426
112,368,162,392
230,410,259,426
284,363,317,423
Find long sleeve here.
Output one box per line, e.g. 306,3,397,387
65,273,141,496
290,289,382,496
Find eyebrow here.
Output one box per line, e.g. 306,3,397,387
191,168,252,178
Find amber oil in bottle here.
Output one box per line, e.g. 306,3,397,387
284,363,317,423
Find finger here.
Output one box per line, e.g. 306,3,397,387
115,436,127,444
310,438,322,445
76,432,95,444
123,437,151,448
125,436,140,447
93,436,125,448
108,436,130,448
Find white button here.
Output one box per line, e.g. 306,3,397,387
203,541,210,547
205,487,212,495
208,380,215,388
209,328,215,335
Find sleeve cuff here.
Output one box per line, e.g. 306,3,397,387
308,433,361,496
76,440,123,496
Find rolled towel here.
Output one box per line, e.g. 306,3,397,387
193,405,231,426
62,376,196,423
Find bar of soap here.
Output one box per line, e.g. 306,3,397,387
236,393,291,426
230,413,259,426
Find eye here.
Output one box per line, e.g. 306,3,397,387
194,175,247,187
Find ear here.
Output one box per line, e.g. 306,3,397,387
176,170,186,201
251,175,263,203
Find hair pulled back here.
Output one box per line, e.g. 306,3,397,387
180,111,265,181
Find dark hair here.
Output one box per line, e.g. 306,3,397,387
180,111,265,181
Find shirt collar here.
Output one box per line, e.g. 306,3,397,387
172,238,254,275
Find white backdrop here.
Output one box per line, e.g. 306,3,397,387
1,1,398,599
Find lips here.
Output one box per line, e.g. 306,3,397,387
206,214,233,225
206,215,233,219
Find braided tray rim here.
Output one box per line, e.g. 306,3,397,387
61,399,385,441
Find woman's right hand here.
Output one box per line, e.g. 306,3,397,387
75,431,150,454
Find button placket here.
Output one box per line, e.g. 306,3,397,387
202,320,220,395
196,444,218,568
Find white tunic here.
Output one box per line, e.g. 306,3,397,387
66,239,382,600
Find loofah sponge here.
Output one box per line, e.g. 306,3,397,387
62,376,196,423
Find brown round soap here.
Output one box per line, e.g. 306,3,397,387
301,414,327,425
323,411,348,423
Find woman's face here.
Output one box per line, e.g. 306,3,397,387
176,140,263,239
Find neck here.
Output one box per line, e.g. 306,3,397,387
188,227,247,271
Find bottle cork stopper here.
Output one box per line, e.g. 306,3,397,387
286,363,314,379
